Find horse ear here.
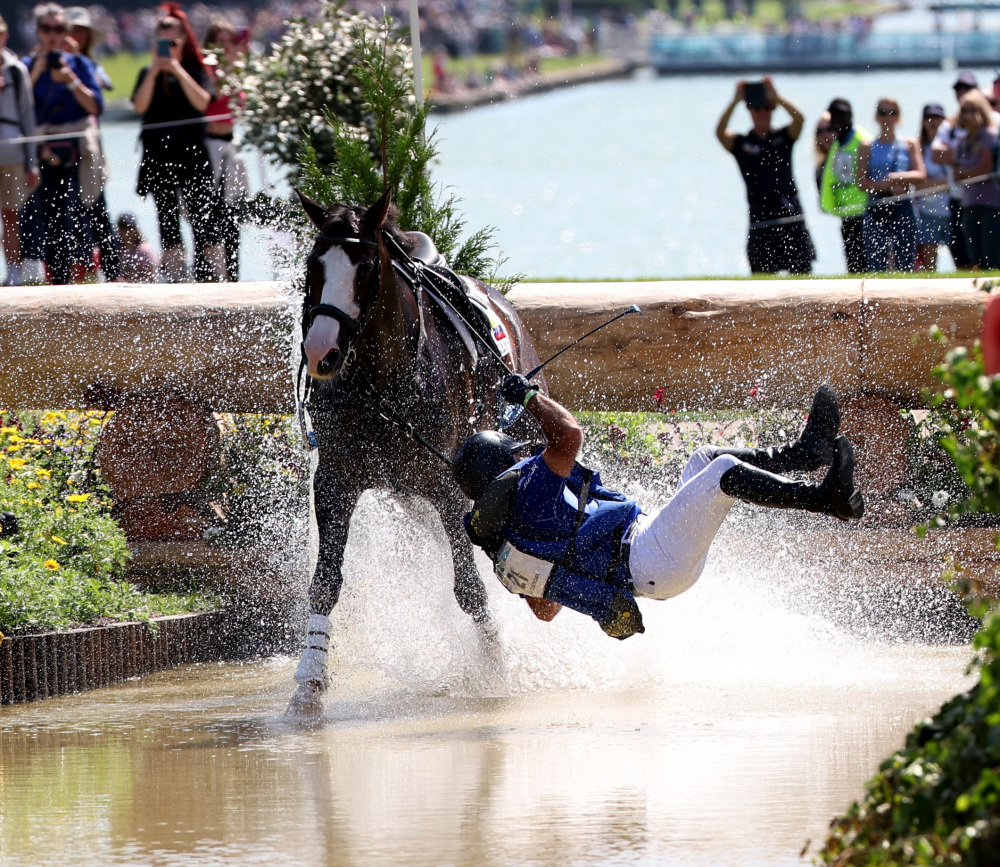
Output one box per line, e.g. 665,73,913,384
360,188,393,238
296,190,328,230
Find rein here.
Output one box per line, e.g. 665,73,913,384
297,228,517,465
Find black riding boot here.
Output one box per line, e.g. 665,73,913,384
714,383,841,474
719,436,864,521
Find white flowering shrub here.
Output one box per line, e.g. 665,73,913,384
233,2,412,180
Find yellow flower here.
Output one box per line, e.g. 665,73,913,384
6,444,23,453
7,458,26,469
51,536,67,545
44,559,60,570
34,468,51,478
26,481,39,490
0,426,17,434
66,493,91,503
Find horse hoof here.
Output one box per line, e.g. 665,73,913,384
286,680,325,719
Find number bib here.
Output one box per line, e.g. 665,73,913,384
494,540,553,598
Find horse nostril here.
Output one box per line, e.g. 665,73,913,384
315,349,340,378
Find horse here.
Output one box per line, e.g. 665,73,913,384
290,190,544,714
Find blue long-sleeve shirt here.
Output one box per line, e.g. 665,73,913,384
23,52,102,125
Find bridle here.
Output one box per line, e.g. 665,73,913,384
301,233,382,382
298,228,463,465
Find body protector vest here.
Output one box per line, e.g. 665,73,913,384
464,455,646,640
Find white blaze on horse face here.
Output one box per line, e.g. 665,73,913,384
304,246,363,376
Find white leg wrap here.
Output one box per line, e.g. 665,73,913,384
294,613,333,685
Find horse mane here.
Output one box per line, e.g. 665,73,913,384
322,203,417,256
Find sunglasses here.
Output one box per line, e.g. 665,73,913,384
960,105,981,115
816,126,833,134
877,108,899,116
38,22,66,33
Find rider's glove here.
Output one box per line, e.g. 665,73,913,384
500,374,540,408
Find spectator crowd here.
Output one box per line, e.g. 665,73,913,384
717,72,1000,274
0,0,599,286
0,2,249,285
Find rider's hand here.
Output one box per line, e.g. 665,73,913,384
500,373,539,408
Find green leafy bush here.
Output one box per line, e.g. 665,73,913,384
200,414,311,549
238,9,512,286
0,411,215,634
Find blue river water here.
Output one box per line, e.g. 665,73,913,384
93,65,997,282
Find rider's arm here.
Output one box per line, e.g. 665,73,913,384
514,390,581,622
524,391,583,478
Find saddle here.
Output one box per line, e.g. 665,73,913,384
401,232,513,367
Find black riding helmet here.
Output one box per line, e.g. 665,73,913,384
453,431,530,501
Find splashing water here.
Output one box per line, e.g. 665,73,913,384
315,488,973,707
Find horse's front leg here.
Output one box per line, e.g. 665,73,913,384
438,490,492,628
289,465,362,717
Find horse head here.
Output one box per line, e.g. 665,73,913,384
299,190,397,380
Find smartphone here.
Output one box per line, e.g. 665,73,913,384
157,38,172,58
744,81,767,109
46,50,62,69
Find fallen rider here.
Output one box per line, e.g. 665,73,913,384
452,379,864,639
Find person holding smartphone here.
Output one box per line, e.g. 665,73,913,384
131,3,224,282
22,2,102,286
716,76,816,274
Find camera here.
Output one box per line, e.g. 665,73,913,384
46,50,63,69
157,38,173,58
744,81,767,109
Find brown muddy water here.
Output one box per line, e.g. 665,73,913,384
0,496,977,866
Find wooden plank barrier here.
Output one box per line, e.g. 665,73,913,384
0,278,992,700
0,613,226,706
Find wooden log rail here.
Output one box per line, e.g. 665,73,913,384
0,282,298,413
0,278,986,414
506,278,988,412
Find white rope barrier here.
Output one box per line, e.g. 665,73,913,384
2,113,235,146
751,172,997,229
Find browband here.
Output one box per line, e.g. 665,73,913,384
314,234,380,250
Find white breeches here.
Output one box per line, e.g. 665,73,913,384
628,447,739,600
